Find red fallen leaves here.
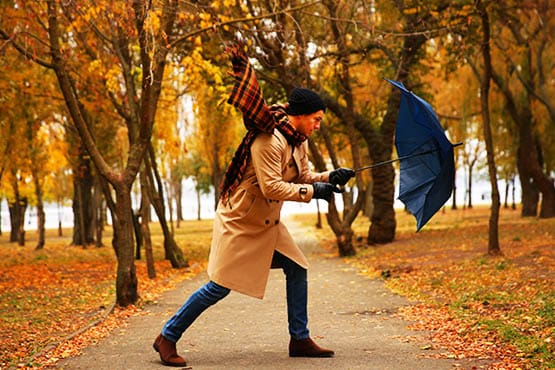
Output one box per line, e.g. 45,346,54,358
0,253,205,369
398,304,525,369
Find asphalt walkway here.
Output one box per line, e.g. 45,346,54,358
57,218,488,370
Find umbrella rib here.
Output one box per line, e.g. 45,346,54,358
355,142,462,172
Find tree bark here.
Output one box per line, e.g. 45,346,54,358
140,169,156,279
476,0,501,256
113,184,139,306
32,171,45,250
72,146,95,246
145,145,188,268
451,173,458,210
520,128,555,218
25,111,46,250
467,161,474,208
93,175,105,247
8,197,27,246
196,186,202,221
175,180,183,226
9,173,26,246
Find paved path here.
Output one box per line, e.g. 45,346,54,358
58,219,487,370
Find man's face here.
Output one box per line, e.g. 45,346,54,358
293,110,324,137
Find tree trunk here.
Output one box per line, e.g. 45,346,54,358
196,186,202,221
364,181,373,217
140,169,156,279
145,145,188,268
451,176,458,210
477,0,501,256
511,177,516,209
9,174,26,246
9,198,27,245
504,180,510,209
334,224,355,257
518,164,539,216
33,172,45,250
57,202,63,237
133,210,142,260
521,131,555,218
176,180,183,226
326,202,356,257
467,163,474,208
211,159,222,210
315,200,322,229
93,176,104,247
368,163,396,244
166,182,175,236
72,147,95,246
113,185,139,306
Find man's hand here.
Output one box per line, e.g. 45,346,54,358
312,182,343,202
329,168,355,186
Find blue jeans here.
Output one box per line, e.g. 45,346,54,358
161,251,309,342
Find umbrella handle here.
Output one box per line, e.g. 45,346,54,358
355,142,463,172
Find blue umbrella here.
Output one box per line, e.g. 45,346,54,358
356,79,460,231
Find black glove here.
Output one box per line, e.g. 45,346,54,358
312,182,342,202
329,168,355,186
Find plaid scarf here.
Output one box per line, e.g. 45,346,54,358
220,44,307,202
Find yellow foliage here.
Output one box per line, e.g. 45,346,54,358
145,9,162,33
105,67,122,95
87,59,105,75
199,12,211,21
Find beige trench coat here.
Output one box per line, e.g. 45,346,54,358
207,130,330,299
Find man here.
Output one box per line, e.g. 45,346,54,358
153,46,355,367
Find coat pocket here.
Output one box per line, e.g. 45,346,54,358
221,188,255,220
243,196,274,226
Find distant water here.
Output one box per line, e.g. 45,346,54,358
0,177,518,232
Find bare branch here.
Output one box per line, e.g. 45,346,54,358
169,1,322,48
0,29,54,68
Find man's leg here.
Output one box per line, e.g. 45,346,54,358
272,251,334,357
273,251,310,339
154,281,230,366
162,280,230,342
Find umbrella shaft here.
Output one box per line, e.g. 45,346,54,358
355,142,462,172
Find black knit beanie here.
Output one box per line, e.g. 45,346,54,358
286,88,326,116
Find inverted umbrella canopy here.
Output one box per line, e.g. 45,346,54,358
386,79,456,231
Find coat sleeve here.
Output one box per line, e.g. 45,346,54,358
295,142,330,184
251,133,314,202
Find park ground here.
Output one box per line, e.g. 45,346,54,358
0,205,553,369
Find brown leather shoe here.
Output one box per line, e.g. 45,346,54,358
289,337,335,357
153,334,187,367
